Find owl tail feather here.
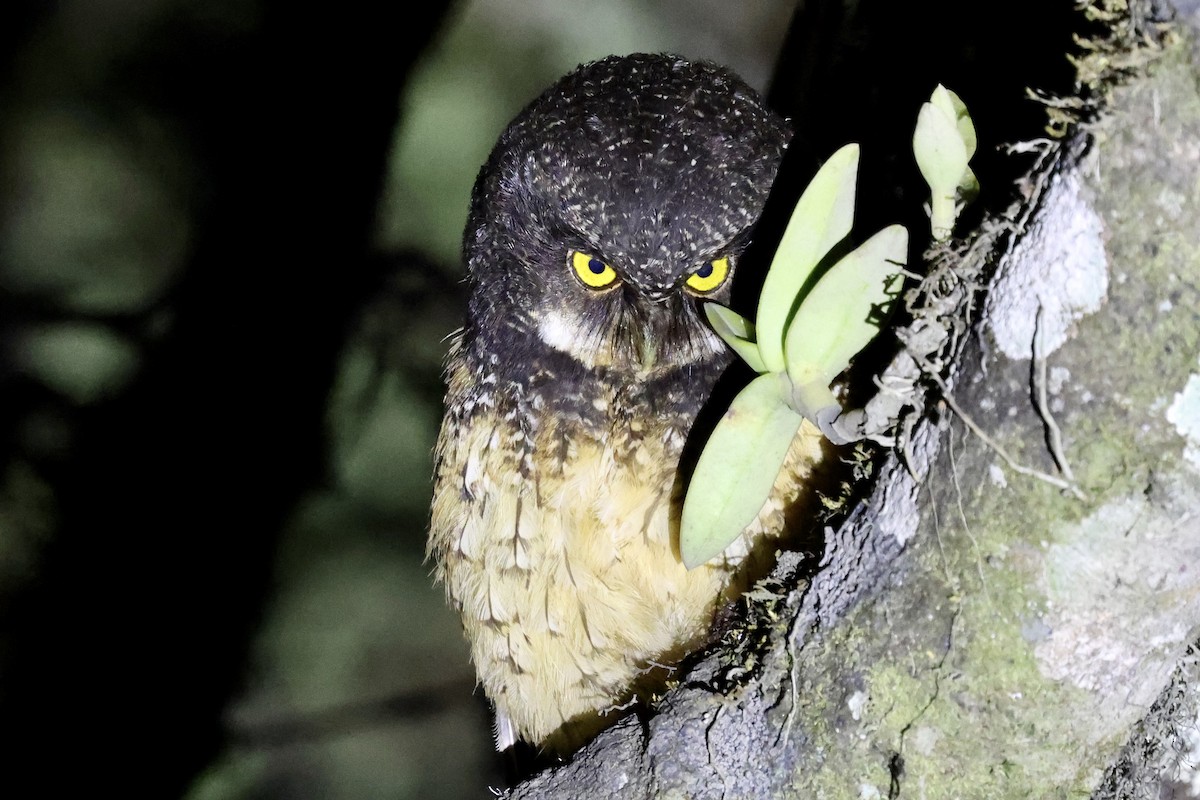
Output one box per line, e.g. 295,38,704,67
493,709,517,751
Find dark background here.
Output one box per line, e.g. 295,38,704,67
0,1,1083,796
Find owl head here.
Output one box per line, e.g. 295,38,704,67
462,53,790,384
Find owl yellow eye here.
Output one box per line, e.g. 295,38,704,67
685,256,730,294
570,251,619,289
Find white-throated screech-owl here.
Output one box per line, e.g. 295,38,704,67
429,53,824,752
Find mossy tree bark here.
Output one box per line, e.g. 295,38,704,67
510,6,1200,800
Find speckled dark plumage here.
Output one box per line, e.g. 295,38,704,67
428,53,823,752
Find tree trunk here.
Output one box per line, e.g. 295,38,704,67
510,4,1200,799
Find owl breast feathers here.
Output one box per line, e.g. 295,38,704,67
428,53,825,752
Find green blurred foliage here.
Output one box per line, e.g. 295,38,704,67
16,322,141,404
188,493,492,800
1,108,192,314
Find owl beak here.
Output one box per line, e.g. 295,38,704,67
630,286,675,372
643,286,673,305
622,282,680,374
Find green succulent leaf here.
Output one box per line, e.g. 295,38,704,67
783,224,908,390
915,85,978,241
960,165,980,204
755,143,860,373
704,303,767,373
930,84,976,160
914,102,969,241
914,102,969,194
679,372,803,569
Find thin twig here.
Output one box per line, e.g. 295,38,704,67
917,357,1087,500
779,614,803,751
1032,305,1078,484
927,478,952,585
947,423,993,605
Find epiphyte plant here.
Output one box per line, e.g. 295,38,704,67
914,84,979,241
680,143,908,569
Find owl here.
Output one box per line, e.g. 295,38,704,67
428,53,825,752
